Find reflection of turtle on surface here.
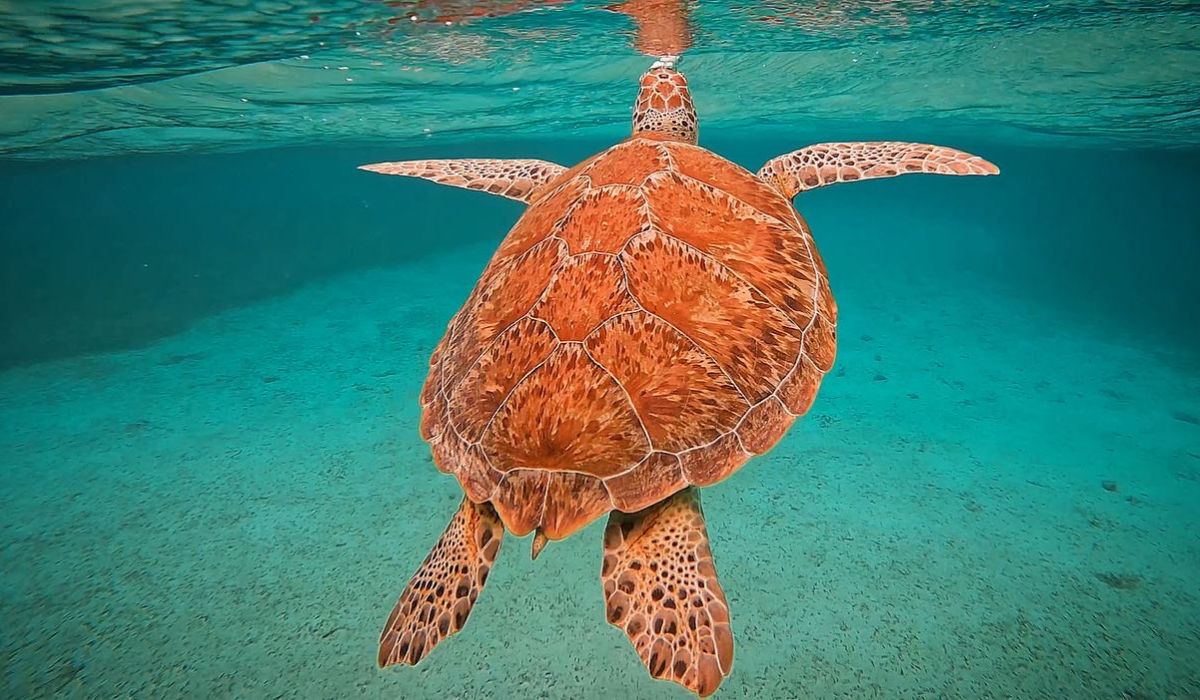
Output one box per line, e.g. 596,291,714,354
401,0,568,25
360,61,997,696
747,0,938,31
361,0,689,56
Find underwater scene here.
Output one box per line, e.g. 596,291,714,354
2,1,1199,698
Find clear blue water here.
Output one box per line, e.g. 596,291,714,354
2,3,1199,698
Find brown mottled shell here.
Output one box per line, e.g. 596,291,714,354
421,138,838,540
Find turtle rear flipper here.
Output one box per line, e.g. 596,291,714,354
358,158,566,203
378,497,503,667
601,488,734,697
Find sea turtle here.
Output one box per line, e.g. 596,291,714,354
360,60,997,696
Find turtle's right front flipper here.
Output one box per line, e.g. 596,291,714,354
359,158,567,204
758,141,999,197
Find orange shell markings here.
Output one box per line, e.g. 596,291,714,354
422,139,838,539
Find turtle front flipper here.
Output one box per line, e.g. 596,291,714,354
758,141,999,197
601,488,733,697
358,158,567,203
378,497,503,667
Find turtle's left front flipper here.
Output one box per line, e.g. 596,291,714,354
758,141,999,198
359,158,566,204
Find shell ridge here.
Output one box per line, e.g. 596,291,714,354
468,320,562,451
543,176,595,241
652,140,678,170
493,174,594,263
442,238,567,411
579,342,655,453
617,229,804,405
432,417,503,502
763,205,830,418
665,169,794,229
647,227,805,334
600,261,754,410
640,168,824,329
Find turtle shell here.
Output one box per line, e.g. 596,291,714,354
420,137,837,540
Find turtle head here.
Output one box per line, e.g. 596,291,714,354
631,59,697,144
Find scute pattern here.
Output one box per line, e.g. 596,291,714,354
481,345,651,479
424,139,835,540
679,433,750,487
495,177,589,259
419,375,448,443
441,237,567,390
583,140,671,186
531,254,638,340
491,471,548,537
587,311,748,452
806,310,837,373
778,355,824,416
542,472,614,539
663,143,797,224
738,397,794,455
558,187,651,255
604,452,686,513
432,437,499,503
621,230,804,403
644,170,821,328
448,317,557,442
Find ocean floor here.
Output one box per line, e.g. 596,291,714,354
2,197,1199,698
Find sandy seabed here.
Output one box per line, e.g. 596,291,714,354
3,224,1198,699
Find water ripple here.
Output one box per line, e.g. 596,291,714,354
0,0,1197,158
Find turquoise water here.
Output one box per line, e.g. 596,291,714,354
3,3,1200,698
